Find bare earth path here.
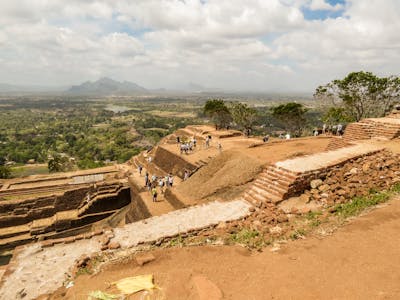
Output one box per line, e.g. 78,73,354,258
60,197,400,300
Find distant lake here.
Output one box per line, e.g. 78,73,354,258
105,105,130,113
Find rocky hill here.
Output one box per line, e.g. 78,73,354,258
66,77,148,95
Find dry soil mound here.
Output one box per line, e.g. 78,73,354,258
176,150,263,202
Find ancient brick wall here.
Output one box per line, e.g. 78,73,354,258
153,146,197,178
299,150,400,205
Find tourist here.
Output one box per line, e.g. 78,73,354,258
151,174,157,183
218,142,222,152
246,128,251,137
147,179,152,191
193,137,197,148
144,172,149,187
147,156,152,164
184,170,189,181
138,164,143,175
322,123,327,134
165,174,170,187
168,174,174,187
158,178,164,194
205,136,210,148
285,133,291,140
337,123,343,136
176,136,180,144
151,187,158,202
332,125,337,135
263,135,270,143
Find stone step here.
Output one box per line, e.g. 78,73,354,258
247,184,286,199
0,233,34,250
253,180,288,195
264,168,298,181
0,224,30,239
255,176,291,188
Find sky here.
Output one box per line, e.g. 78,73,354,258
0,0,399,93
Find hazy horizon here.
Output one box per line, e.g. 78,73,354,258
0,0,399,93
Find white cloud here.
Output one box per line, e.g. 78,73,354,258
0,0,399,92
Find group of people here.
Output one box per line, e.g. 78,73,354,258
138,164,174,202
177,134,222,153
178,136,197,154
315,124,344,136
278,133,291,140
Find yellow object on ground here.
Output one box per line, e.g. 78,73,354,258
112,274,156,295
88,290,118,300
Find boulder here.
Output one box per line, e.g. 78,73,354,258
318,184,330,192
108,242,121,250
299,194,310,203
310,179,323,189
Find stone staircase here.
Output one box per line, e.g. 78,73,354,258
326,117,400,151
325,137,352,151
342,122,371,142
362,119,400,139
243,165,298,205
131,153,167,177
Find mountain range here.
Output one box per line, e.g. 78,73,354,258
66,77,148,95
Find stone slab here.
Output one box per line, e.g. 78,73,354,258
275,144,383,173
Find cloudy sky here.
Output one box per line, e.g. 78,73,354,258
0,0,399,92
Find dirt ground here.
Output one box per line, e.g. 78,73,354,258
171,136,331,204
176,150,263,203
52,196,400,300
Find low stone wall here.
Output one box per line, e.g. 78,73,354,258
244,148,386,205
298,150,400,205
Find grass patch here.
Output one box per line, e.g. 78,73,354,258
11,165,49,178
305,211,323,227
390,182,400,193
334,188,394,219
168,235,184,247
290,228,306,240
229,228,270,250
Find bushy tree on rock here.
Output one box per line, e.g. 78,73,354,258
230,102,258,136
314,71,400,122
271,102,308,137
203,99,232,130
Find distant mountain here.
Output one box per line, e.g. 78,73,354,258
67,77,148,95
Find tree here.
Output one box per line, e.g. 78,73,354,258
322,107,353,125
271,102,308,137
47,153,72,173
203,99,232,129
230,102,258,135
0,166,11,179
314,71,400,122
0,157,11,179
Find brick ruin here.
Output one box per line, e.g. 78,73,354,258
0,168,131,252
1,116,400,277
327,117,400,150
